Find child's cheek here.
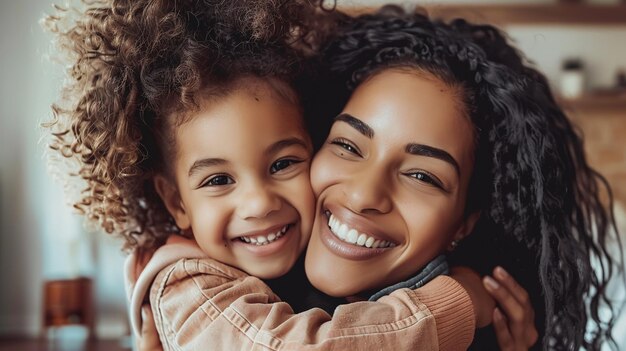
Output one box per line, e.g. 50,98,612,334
309,150,335,198
297,171,316,246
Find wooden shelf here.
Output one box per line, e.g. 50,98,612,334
339,4,626,26
559,93,626,111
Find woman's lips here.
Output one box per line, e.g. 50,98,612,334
318,213,394,261
327,213,396,249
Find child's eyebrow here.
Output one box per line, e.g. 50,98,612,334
188,158,227,177
265,137,309,155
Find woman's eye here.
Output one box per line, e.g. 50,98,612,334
406,171,444,189
204,175,234,187
270,159,301,174
330,138,361,156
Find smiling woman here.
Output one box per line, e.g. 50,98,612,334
306,69,479,296
301,7,622,350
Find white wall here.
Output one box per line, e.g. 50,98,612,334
0,0,128,338
340,0,626,91
506,26,626,91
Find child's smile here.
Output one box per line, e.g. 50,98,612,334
230,223,296,258
155,77,315,279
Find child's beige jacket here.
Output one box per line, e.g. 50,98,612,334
125,235,475,350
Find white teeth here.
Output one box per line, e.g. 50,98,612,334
238,225,289,246
347,229,358,244
356,233,367,246
327,214,396,249
338,224,349,240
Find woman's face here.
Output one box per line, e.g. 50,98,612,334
305,69,479,297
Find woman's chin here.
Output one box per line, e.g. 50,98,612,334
309,276,358,298
304,262,364,297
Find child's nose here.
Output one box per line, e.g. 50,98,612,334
237,184,282,220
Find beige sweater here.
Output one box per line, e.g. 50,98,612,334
125,235,475,350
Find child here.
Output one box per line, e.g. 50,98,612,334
45,1,532,350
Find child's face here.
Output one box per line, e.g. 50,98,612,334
305,69,479,297
159,79,315,279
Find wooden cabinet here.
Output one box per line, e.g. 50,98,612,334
42,277,95,339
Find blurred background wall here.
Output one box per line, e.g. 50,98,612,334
0,1,129,340
0,0,624,345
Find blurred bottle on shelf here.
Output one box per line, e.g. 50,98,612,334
560,58,586,99
616,69,626,90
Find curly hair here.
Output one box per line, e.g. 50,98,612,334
311,7,622,351
44,0,323,250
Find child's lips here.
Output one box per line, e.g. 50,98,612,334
231,223,297,257
234,224,290,246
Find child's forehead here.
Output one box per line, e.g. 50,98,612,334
169,76,301,128
231,76,300,107
172,82,311,169
176,78,307,139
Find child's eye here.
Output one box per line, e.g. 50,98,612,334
405,171,444,189
270,159,301,174
330,138,362,157
203,174,234,187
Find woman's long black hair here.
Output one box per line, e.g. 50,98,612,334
306,6,622,350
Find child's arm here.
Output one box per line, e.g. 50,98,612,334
149,257,475,351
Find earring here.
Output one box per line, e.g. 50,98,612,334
449,239,460,251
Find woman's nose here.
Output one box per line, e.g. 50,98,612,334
237,183,282,220
344,168,392,215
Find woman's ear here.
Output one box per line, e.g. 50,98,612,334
449,211,481,250
154,175,191,230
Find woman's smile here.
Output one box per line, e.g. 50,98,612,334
319,208,398,260
305,69,477,297
327,212,396,249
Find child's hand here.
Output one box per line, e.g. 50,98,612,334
483,266,538,351
449,266,495,328
137,305,163,351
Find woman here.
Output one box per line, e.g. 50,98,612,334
302,7,621,350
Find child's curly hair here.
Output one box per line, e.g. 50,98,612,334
44,0,323,250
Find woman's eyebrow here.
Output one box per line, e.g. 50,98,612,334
334,113,374,138
405,143,460,176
